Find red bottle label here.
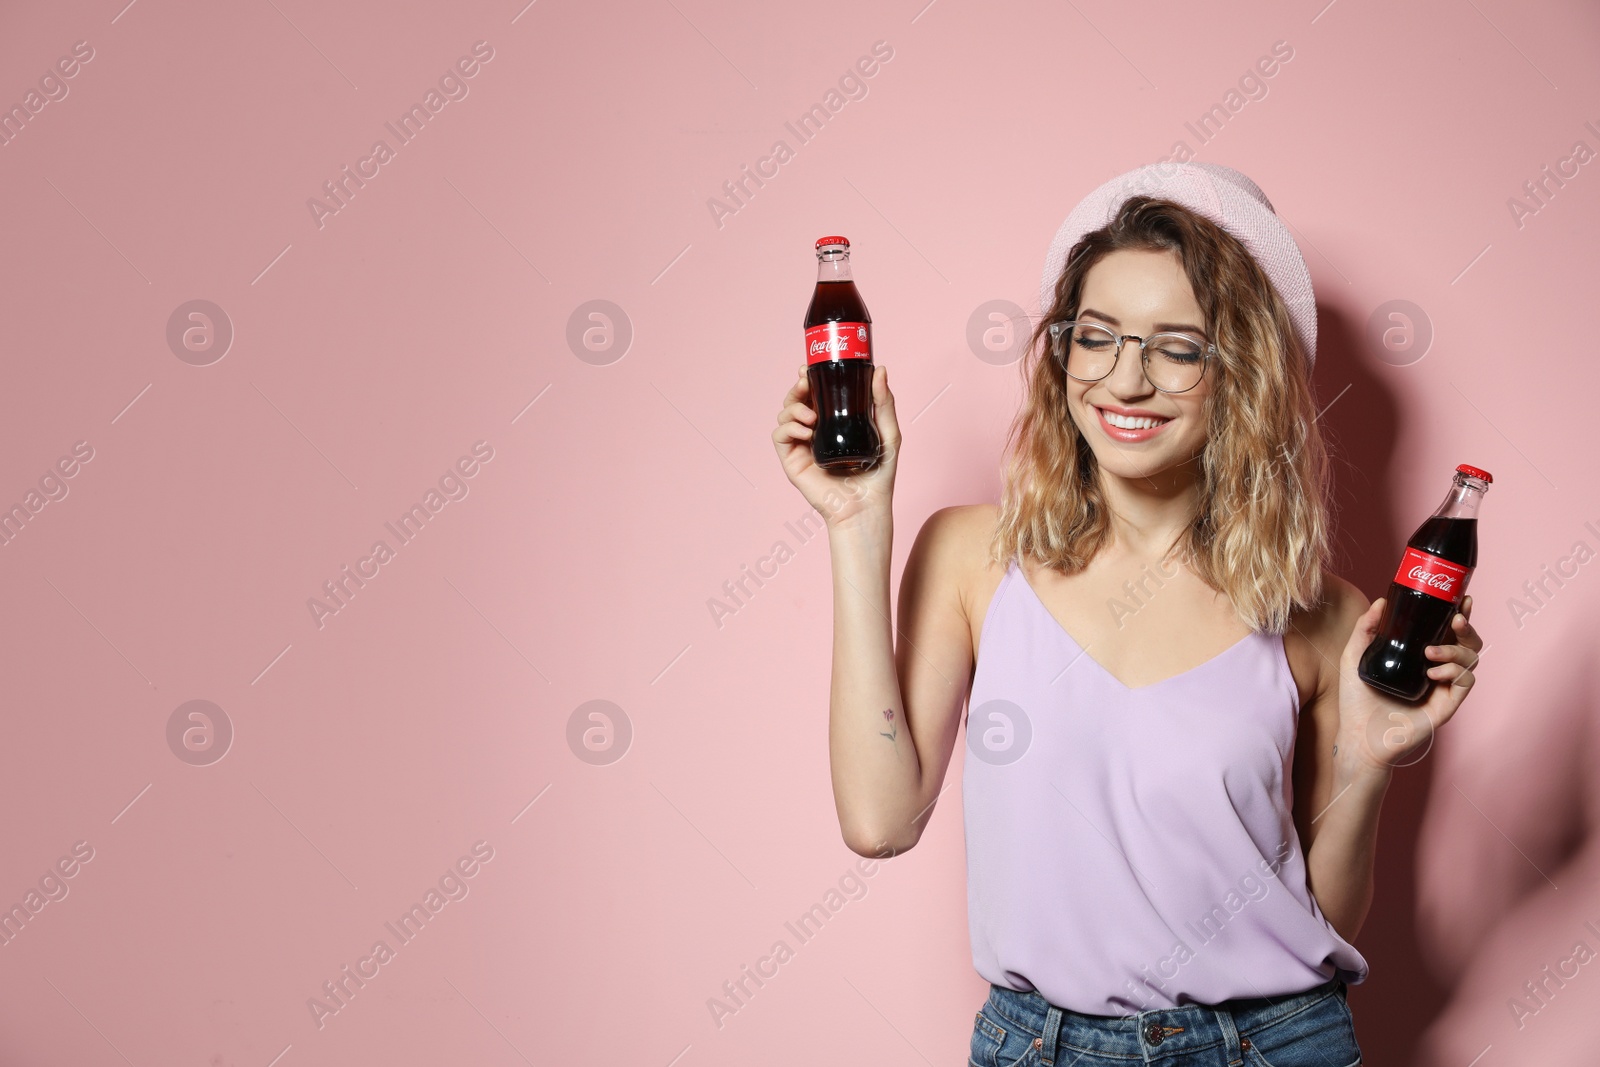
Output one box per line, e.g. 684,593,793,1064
1392,546,1471,602
806,321,872,365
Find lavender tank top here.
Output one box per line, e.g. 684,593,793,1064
963,557,1369,1015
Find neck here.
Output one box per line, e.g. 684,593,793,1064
1097,457,1204,560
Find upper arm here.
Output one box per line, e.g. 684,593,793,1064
1290,575,1370,856
893,504,984,849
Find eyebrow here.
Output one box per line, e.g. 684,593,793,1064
1079,308,1207,336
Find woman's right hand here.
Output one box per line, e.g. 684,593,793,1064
772,362,900,531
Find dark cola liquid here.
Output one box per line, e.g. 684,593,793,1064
804,279,880,473
1358,515,1477,702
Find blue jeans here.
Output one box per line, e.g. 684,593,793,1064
969,976,1361,1067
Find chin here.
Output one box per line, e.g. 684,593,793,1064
1088,438,1204,476
1097,452,1180,477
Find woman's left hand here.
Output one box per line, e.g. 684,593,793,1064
1336,594,1482,773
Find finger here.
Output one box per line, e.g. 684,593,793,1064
1443,607,1483,652
873,364,900,445
773,418,814,443
1430,665,1476,699
777,400,816,426
1426,641,1479,668
1453,612,1483,651
1426,659,1475,688
1420,681,1468,732
1342,598,1387,669
1355,597,1385,640
782,372,812,411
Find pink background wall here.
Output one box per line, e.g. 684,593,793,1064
0,0,1596,1063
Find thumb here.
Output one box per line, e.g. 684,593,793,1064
874,363,901,447
1362,597,1386,633
1344,597,1385,667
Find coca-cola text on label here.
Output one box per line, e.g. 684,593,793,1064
805,321,871,364
1393,547,1470,599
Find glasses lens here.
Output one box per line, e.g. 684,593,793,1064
1058,323,1118,381
1146,333,1205,392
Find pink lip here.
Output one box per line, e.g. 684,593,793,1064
1094,404,1173,443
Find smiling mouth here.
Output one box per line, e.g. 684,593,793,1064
1094,405,1173,431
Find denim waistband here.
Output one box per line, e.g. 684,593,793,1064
985,976,1346,1062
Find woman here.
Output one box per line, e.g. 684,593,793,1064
772,162,1483,1066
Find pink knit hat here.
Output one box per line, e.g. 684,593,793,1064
1039,161,1318,367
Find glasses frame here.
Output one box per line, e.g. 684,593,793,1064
1047,320,1217,395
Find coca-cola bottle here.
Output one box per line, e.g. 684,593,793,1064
803,236,880,473
1358,464,1493,702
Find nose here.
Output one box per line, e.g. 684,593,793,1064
1104,335,1156,397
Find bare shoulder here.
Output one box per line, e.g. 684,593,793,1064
1285,570,1372,705
902,502,998,662
905,503,1002,627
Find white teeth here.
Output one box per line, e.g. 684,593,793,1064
1099,407,1170,430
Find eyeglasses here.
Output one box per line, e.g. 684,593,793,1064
1047,320,1216,394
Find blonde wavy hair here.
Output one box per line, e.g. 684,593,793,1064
989,195,1332,634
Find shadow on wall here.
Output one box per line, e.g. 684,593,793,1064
1414,582,1598,1065
1317,304,1597,1064
1312,304,1448,1065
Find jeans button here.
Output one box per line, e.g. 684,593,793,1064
1144,1021,1164,1046
1241,1036,1253,1051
